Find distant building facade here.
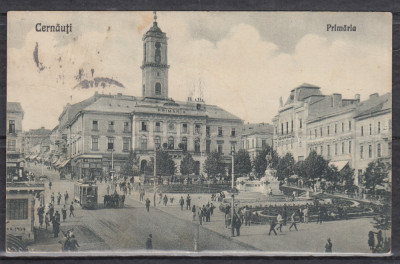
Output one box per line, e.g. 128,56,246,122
273,84,391,185
241,123,273,160
52,16,243,180
23,127,52,155
7,102,25,181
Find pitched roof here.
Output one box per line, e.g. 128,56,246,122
7,102,23,113
242,123,273,136
354,93,391,118
204,104,242,121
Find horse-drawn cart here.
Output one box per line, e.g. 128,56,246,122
103,192,125,208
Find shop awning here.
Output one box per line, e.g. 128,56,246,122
58,159,70,168
53,158,64,167
329,160,349,171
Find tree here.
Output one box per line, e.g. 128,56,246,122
363,160,389,193
120,151,140,177
204,151,225,179
339,164,356,192
234,149,252,179
145,150,176,176
253,146,279,178
302,151,329,186
276,153,295,181
180,153,196,175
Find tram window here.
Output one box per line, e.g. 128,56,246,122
83,187,87,195
87,187,92,195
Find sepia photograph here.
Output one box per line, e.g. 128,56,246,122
5,11,392,255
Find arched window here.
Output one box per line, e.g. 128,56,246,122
181,137,187,151
168,136,174,150
194,138,200,153
141,136,147,150
155,82,161,95
154,136,161,149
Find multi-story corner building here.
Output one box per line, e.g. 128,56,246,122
54,15,243,180
241,123,273,160
272,83,359,161
273,85,391,186
7,102,25,181
353,93,392,185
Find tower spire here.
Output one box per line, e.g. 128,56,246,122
153,11,157,23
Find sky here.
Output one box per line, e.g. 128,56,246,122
7,11,392,130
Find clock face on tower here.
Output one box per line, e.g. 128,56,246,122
155,42,161,63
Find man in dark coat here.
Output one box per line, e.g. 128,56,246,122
69,203,75,217
186,194,191,210
268,218,278,236
325,238,332,252
179,196,184,210
146,234,153,250
145,198,151,212
234,214,242,236
52,212,60,238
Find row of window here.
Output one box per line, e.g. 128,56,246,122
360,121,389,136
308,120,352,139
90,136,237,155
244,139,267,149
309,141,352,156
91,137,131,152
92,120,130,132
140,121,236,137
359,143,388,159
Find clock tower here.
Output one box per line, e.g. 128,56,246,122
141,11,170,99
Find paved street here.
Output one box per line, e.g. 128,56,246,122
27,162,256,252
26,162,379,254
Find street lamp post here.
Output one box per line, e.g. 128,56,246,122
153,146,157,207
231,150,235,237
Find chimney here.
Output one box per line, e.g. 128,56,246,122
369,93,379,100
332,93,342,107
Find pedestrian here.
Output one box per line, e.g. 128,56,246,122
69,202,75,217
268,217,278,236
64,191,69,204
57,192,62,205
377,230,383,248
62,205,67,222
289,212,298,231
282,205,287,226
45,213,50,230
179,196,184,210
163,195,168,206
146,234,153,250
49,181,52,190
277,213,283,232
206,204,211,222
186,194,191,210
49,203,54,222
52,212,60,238
303,206,309,224
198,207,203,225
368,230,375,251
59,233,69,251
325,238,333,253
234,213,242,236
210,203,215,216
69,235,80,251
145,198,151,212
107,185,110,195
317,207,323,224
192,205,196,221
51,192,55,204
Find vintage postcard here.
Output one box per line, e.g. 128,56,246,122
5,11,392,256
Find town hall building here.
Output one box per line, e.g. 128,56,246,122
53,14,243,180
